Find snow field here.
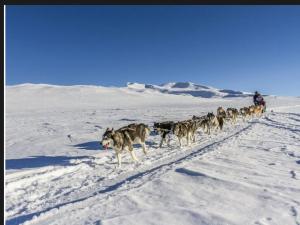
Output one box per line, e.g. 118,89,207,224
5,84,300,225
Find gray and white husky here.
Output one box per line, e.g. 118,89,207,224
217,107,227,118
239,107,251,121
226,108,239,124
207,112,224,132
172,120,199,147
192,115,211,134
101,123,150,167
172,121,190,147
182,119,199,143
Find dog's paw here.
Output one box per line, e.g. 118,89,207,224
114,165,122,170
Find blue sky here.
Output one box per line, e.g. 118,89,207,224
6,5,300,96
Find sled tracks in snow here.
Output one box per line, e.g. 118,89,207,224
6,118,263,225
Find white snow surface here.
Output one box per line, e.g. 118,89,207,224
5,83,300,225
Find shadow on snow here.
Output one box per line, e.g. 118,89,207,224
73,141,102,151
6,155,93,170
72,140,157,151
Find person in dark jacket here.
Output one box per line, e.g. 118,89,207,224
253,91,266,112
253,91,260,105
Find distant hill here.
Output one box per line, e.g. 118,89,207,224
127,82,253,98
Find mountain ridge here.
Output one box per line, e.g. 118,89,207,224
127,81,253,98
6,81,255,98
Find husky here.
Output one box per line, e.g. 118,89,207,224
199,118,211,135
253,105,264,117
217,107,227,118
101,123,150,167
153,121,174,147
239,107,251,121
192,115,207,122
119,123,151,153
182,119,199,143
207,112,224,131
226,108,239,124
192,115,211,135
172,121,192,147
248,105,256,116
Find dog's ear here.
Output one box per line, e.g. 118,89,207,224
106,127,110,131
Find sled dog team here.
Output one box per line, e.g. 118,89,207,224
101,104,265,167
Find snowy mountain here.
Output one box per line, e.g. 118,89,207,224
7,82,253,101
127,81,253,98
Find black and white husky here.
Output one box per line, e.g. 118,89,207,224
153,121,174,147
101,123,150,167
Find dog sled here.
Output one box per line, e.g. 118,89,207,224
255,100,266,112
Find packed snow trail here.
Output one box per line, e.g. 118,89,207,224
6,110,300,225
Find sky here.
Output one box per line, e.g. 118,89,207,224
6,5,300,96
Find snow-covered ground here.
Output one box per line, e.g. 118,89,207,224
5,83,300,225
